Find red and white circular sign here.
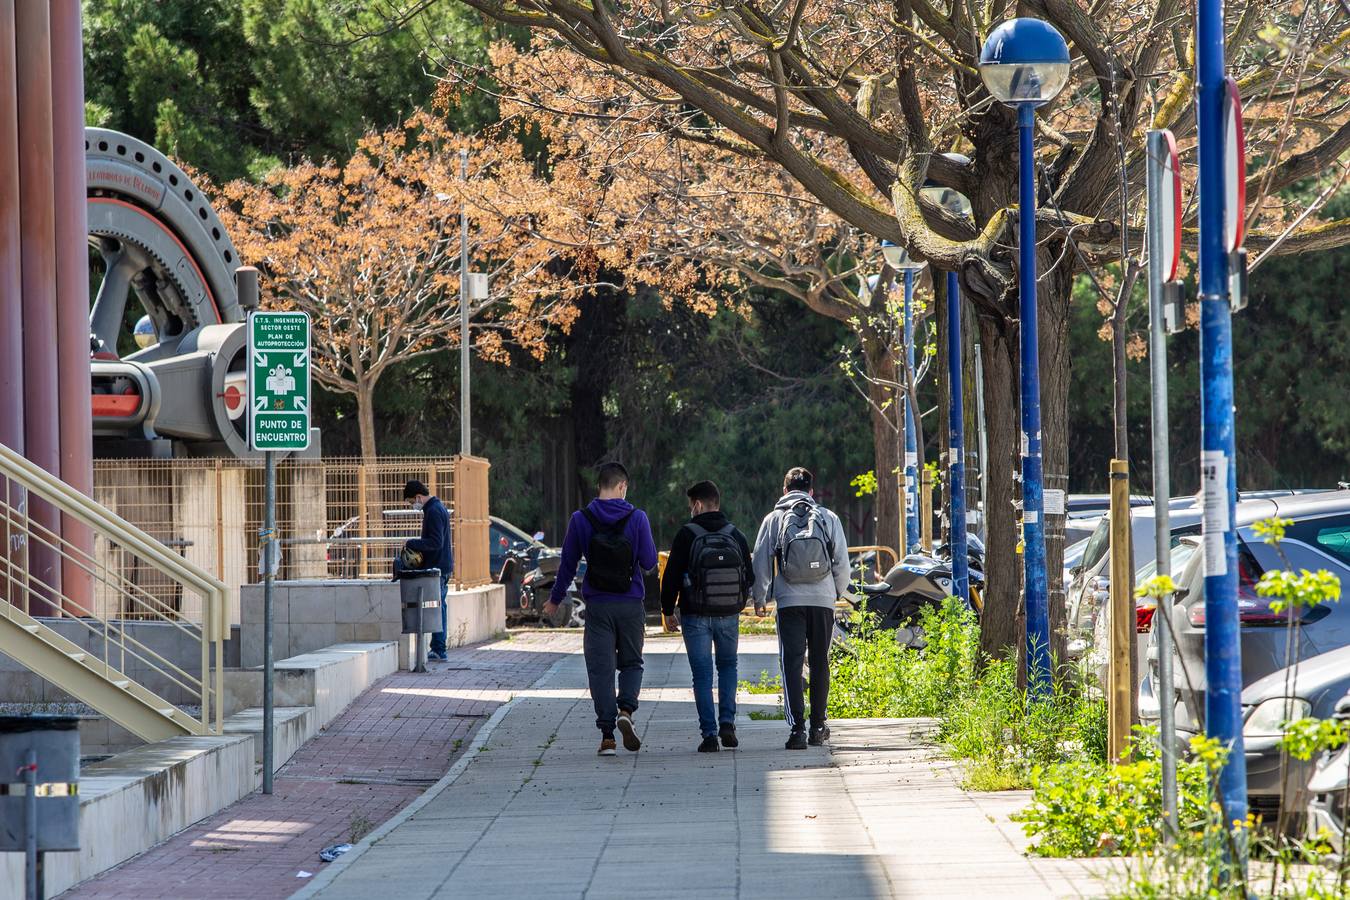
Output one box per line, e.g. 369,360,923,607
1224,77,1246,252
1159,130,1182,281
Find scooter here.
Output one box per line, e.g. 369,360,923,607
837,536,985,649
514,550,584,627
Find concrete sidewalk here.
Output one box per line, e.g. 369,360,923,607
297,635,1114,900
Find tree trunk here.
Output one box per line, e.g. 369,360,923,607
356,381,378,463
1040,262,1076,668
860,330,901,558
976,316,1023,660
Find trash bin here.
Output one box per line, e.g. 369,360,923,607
1,715,80,900
396,567,441,672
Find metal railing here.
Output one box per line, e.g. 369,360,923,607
0,443,225,735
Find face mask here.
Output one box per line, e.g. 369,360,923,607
412,498,425,511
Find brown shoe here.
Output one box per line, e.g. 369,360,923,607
616,710,641,751
598,737,617,756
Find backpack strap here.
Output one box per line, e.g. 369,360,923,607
716,523,735,536
685,522,708,539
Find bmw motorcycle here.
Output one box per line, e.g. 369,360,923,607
836,536,986,649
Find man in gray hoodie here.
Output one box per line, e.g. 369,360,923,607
751,467,851,749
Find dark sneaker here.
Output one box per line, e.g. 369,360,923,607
698,736,720,753
808,725,830,746
616,710,641,752
785,730,808,750
719,723,739,749
429,651,448,661
598,737,617,756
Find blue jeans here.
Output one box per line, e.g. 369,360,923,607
429,573,451,654
681,614,739,737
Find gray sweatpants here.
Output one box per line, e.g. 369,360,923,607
583,601,645,734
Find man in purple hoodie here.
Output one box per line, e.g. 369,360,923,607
543,462,658,756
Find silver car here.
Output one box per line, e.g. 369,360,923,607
1240,645,1350,832
1305,692,1350,860
1141,490,1350,826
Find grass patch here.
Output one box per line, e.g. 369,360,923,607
738,670,782,695
738,614,777,635
748,709,785,720
828,598,1105,790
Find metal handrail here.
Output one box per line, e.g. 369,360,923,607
0,442,225,734
848,544,899,574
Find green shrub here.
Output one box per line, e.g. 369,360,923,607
828,597,1105,789
1013,729,1222,857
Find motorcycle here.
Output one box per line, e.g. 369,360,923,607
512,549,584,628
836,536,986,649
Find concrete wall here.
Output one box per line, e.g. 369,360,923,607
0,734,256,897
239,580,505,670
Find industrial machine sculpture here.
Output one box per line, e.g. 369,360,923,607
86,127,256,457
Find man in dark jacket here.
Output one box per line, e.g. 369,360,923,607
660,480,753,752
543,462,657,756
404,480,454,661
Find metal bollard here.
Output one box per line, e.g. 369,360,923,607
1,715,80,900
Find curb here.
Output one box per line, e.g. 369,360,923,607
290,651,574,898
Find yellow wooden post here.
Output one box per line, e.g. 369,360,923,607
357,463,369,578
1108,459,1133,763
919,468,933,553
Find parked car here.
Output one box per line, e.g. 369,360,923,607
1237,645,1350,832
1065,489,1327,669
1140,490,1350,827
1065,497,1201,662
489,516,549,577
1304,691,1350,860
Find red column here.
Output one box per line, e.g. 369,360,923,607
0,2,26,608
51,0,92,615
14,1,60,613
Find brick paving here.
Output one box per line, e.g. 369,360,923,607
63,631,577,900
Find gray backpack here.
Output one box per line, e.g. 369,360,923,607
776,501,834,584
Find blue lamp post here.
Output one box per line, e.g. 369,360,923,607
979,18,1070,699
881,240,925,554
919,174,974,609
1196,0,1248,857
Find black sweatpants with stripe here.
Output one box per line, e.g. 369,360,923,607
776,605,833,733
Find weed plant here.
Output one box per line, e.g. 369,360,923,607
829,597,1106,789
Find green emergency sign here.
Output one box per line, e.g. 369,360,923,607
248,311,310,451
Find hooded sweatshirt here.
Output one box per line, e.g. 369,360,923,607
750,491,850,610
550,497,658,605
660,509,753,618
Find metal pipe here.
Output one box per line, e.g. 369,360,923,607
0,1,25,610
902,268,919,553
1146,128,1179,839
1018,102,1051,699
15,0,61,612
459,149,471,456
1197,0,1248,857
946,271,969,605
263,449,275,794
0,1,23,456
51,0,93,616
24,748,37,900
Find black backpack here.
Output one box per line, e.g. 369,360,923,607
683,523,747,616
581,508,636,593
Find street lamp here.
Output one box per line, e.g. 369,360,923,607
881,240,925,554
921,166,973,609
979,18,1069,699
